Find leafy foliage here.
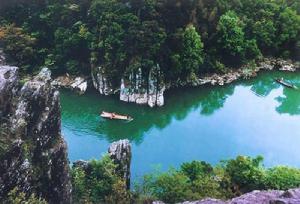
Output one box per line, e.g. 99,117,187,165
7,187,47,204
221,155,265,195
264,166,300,190
0,0,299,79
71,155,130,204
135,156,300,203
0,24,36,73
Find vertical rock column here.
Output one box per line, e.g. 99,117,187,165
91,66,114,95
108,139,132,189
120,65,165,107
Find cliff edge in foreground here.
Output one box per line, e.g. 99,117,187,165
0,65,71,203
154,188,300,204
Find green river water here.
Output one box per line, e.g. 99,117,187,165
61,71,300,179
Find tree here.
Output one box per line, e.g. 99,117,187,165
181,25,204,76
276,7,300,55
0,24,36,73
217,11,245,58
170,25,204,79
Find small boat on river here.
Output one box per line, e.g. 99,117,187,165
275,78,298,89
100,111,133,121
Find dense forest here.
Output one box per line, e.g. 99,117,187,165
0,0,299,85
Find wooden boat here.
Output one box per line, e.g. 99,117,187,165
100,111,133,121
275,78,298,89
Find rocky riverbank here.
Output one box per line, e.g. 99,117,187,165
0,66,71,203
90,58,299,107
180,58,299,87
52,74,89,95
50,57,299,107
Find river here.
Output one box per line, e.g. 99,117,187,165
61,71,300,180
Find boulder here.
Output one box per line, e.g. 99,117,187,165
276,59,297,72
70,77,88,94
53,74,88,94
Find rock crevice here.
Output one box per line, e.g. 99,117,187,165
0,66,71,203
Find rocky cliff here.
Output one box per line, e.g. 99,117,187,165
92,64,165,107
92,58,298,107
91,66,115,95
120,65,165,107
0,66,71,203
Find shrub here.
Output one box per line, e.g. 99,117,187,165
181,161,213,181
71,155,130,204
264,166,300,190
7,187,47,204
0,24,36,73
222,156,265,195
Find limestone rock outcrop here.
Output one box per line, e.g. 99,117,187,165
0,66,72,203
92,58,297,107
154,188,300,204
53,74,88,95
91,66,114,95
92,64,165,107
119,65,165,107
108,139,132,189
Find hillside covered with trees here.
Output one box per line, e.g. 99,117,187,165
0,0,299,84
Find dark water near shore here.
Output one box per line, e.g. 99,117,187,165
61,71,300,179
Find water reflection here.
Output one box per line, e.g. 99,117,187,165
241,71,300,115
61,70,300,177
61,83,236,144
276,87,300,115
61,71,300,145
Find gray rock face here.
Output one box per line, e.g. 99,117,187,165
156,188,300,204
93,58,297,107
53,74,88,95
91,66,114,95
0,49,6,65
92,63,165,107
120,65,165,107
0,65,18,118
108,139,132,189
0,66,72,203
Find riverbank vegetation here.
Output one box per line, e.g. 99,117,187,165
71,155,300,203
0,0,299,83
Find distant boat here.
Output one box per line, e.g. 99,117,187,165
275,78,298,89
100,111,133,121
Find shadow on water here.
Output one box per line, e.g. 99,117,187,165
61,84,235,144
276,88,300,115
61,70,300,144
240,71,300,115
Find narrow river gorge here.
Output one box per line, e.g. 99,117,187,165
61,70,300,180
